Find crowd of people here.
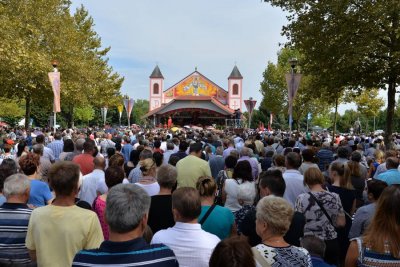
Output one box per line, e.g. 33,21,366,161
0,126,399,267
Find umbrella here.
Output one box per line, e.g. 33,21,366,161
171,127,180,132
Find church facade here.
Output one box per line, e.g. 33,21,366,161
143,65,243,126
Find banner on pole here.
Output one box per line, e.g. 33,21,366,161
285,73,302,115
48,72,61,112
124,98,134,118
117,104,123,119
101,107,108,125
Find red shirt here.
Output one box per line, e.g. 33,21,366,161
72,153,94,175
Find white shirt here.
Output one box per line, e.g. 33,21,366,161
79,169,107,205
224,178,243,212
151,222,220,267
134,182,160,196
283,169,308,207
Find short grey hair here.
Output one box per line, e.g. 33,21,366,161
105,184,151,233
240,147,252,157
3,174,30,198
238,182,256,205
216,146,224,156
157,165,177,189
139,149,153,160
32,144,44,156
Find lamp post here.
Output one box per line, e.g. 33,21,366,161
286,58,302,132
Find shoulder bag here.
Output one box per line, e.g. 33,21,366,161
199,204,217,225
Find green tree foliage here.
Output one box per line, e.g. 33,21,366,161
132,99,149,125
264,0,400,145
260,48,332,131
74,106,95,125
355,89,385,119
0,1,123,128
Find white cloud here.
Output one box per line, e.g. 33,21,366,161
71,0,287,105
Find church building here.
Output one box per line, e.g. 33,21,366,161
143,65,243,126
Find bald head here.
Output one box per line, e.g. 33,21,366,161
94,157,106,170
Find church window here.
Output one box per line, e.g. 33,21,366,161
232,84,239,95
153,83,159,95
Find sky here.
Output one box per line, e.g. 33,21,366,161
70,0,388,115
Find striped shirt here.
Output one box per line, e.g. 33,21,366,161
72,237,178,267
0,203,32,265
47,140,64,160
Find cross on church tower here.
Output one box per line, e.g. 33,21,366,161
232,101,239,109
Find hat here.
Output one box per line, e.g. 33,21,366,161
5,139,14,145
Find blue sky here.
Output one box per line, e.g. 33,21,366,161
70,0,385,114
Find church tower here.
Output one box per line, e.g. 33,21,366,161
228,65,243,111
149,65,164,111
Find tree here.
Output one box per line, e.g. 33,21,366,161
260,48,332,131
264,0,400,146
132,99,149,125
354,88,385,132
74,106,95,125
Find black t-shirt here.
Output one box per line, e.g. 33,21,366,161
240,209,305,247
148,195,175,234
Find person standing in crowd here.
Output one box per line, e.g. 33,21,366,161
299,149,319,175
347,151,368,208
93,166,125,240
128,149,153,183
376,157,400,185
209,146,225,179
151,187,220,267
301,235,335,267
223,160,253,213
100,133,115,157
0,159,18,205
72,184,179,267
223,139,235,159
328,162,356,263
295,167,345,266
373,150,397,178
345,185,400,266
367,149,384,178
59,138,75,161
135,158,160,196
170,141,188,160
26,161,103,267
79,157,107,205
72,140,95,175
121,136,133,163
316,142,334,172
32,144,52,183
283,152,308,207
196,176,235,240
35,135,55,162
0,174,33,265
209,237,256,267
163,142,175,165
148,164,177,234
47,132,63,160
348,179,388,239
253,196,312,266
19,153,52,207
237,147,259,180
240,170,305,247
176,142,212,188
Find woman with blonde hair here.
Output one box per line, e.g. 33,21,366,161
296,167,345,266
135,158,160,196
196,176,235,240
254,196,312,266
345,185,400,266
328,162,356,264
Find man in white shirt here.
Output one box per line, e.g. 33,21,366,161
79,157,108,205
163,142,175,165
283,152,308,207
151,187,220,267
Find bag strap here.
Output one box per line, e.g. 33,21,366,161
252,247,271,267
199,204,217,225
308,192,335,227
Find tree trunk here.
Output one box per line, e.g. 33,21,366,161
67,105,74,128
25,94,31,129
385,78,396,148
333,96,338,138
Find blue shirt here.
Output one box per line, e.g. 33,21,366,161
377,169,400,185
28,180,52,207
72,237,178,267
198,205,234,240
47,140,64,160
311,256,335,267
121,143,133,163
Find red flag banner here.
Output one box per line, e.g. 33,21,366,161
48,72,61,112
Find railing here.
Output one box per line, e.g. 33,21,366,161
225,119,245,129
